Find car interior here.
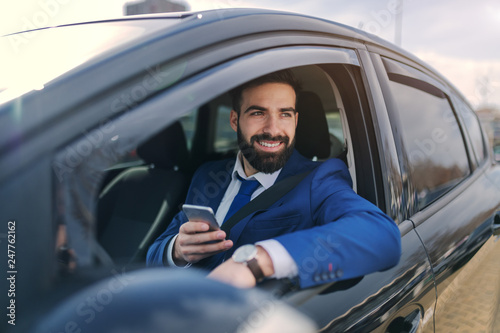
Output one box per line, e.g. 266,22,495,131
94,64,353,267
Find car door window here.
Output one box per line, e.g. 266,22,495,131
383,58,470,209
292,65,347,160
453,98,487,166
53,46,368,270
214,104,237,153
208,65,348,160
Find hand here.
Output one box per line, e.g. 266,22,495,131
207,259,257,288
207,246,275,288
173,221,233,266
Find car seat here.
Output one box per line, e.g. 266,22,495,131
97,121,190,265
295,91,346,161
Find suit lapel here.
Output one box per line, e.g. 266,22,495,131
227,150,317,248
201,158,235,213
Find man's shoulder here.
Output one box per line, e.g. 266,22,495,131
192,158,235,180
283,150,348,176
310,157,352,187
200,158,235,172
281,150,318,175
316,157,349,172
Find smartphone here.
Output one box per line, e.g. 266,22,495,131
182,204,220,231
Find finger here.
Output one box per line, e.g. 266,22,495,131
178,230,226,246
180,221,210,234
180,240,233,262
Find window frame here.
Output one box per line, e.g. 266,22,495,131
52,44,381,268
189,64,356,183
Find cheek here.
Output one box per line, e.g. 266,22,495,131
240,119,260,137
284,122,297,140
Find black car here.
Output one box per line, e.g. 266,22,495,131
2,8,500,333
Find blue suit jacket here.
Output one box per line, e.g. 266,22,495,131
147,150,401,288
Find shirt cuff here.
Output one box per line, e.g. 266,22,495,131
256,239,298,279
167,234,192,268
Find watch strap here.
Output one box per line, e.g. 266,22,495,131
247,258,265,283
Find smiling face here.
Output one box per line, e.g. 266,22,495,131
230,82,298,176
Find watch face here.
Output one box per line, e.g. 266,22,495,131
233,245,257,263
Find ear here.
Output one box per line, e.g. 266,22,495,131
295,112,299,128
230,110,238,132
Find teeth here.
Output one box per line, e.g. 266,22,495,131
260,141,280,148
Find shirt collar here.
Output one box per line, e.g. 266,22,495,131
232,152,282,189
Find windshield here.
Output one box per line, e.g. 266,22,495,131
0,18,183,104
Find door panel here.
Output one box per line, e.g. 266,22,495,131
290,220,435,332
373,51,500,330
411,171,500,331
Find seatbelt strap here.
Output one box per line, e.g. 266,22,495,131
221,171,311,237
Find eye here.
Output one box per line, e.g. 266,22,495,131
281,112,293,118
250,111,263,116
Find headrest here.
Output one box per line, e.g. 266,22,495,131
295,91,331,159
137,121,189,169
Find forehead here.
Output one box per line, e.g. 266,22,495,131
241,82,296,105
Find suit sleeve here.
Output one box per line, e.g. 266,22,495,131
274,159,401,289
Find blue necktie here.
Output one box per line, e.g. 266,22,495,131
223,177,260,223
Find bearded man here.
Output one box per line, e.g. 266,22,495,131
147,70,401,289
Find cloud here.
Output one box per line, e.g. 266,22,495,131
401,0,500,61
205,0,500,108
415,51,500,107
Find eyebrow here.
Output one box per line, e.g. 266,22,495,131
243,105,296,113
243,105,266,113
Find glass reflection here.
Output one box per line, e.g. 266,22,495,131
0,19,181,104
389,80,470,209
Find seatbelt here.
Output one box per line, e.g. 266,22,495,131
221,171,311,237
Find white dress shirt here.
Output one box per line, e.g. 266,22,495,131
167,152,299,279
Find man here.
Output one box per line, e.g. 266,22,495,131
147,70,401,289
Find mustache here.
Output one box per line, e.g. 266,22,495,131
250,133,290,145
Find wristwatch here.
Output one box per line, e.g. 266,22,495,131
232,244,265,283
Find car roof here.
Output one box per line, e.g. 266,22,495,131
0,8,462,166
1,8,450,103
1,8,421,80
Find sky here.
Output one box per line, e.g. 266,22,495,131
1,0,499,109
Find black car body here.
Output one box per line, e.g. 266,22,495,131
1,8,500,332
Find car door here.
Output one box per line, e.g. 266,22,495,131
0,15,440,332
25,38,436,333
373,51,500,331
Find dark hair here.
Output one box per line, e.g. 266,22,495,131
230,69,301,114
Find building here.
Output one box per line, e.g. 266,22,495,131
125,0,189,16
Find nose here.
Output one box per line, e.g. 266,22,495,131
263,112,281,136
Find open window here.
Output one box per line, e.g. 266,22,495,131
52,46,373,274
176,64,352,172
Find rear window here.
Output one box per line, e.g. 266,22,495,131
384,59,470,209
454,98,487,166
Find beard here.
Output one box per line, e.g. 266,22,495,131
237,125,295,174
